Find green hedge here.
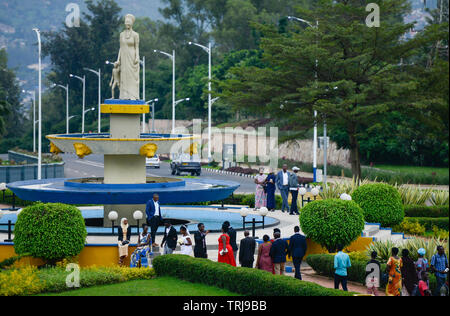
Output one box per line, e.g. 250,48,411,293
353,183,404,227
406,217,449,231
306,254,437,290
152,255,353,296
14,203,87,263
404,205,449,218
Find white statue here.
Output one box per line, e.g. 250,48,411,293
114,14,140,100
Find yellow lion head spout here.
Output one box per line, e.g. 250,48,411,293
50,142,62,155
140,143,158,158
73,143,92,159
185,142,199,156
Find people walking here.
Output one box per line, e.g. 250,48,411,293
386,247,402,296
256,235,273,273
118,218,131,266
276,164,290,213
239,231,256,268
269,231,289,275
401,249,418,296
265,169,276,211
288,226,307,280
254,168,267,209
146,193,163,247
365,251,381,296
218,223,236,266
193,223,209,258
415,248,429,282
223,221,238,260
334,244,351,291
431,245,448,296
288,167,300,215
161,219,177,255
179,225,193,255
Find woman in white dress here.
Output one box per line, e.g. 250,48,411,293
179,225,193,255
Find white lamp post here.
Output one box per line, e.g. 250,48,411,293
140,57,146,132
133,210,143,235
32,28,42,180
188,41,212,161
69,74,86,134
340,193,352,201
51,84,69,134
311,187,320,199
154,49,175,133
84,67,101,133
173,98,190,133
146,98,159,133
108,211,118,234
287,16,320,183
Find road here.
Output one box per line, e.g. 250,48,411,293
62,154,256,194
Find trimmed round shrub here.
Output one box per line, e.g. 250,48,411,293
299,199,365,253
352,183,404,227
14,203,87,263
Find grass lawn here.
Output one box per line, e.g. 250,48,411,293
39,276,241,296
375,164,449,176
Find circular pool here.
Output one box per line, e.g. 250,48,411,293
0,206,279,236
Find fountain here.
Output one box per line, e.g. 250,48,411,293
6,14,240,227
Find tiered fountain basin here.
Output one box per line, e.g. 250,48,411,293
6,176,240,205
47,133,198,157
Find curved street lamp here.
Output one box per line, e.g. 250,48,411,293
51,83,70,134
188,41,213,161
32,28,42,180
153,49,176,133
69,74,86,134
145,98,159,133
84,67,101,133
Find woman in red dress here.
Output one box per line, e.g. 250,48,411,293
218,224,236,266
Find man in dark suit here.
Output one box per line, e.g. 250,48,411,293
224,221,238,260
269,231,289,275
146,193,163,247
161,219,177,255
239,231,256,268
194,223,209,258
289,226,308,280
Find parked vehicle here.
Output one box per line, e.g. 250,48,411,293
170,154,201,176
146,154,160,168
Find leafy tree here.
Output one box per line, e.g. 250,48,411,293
0,49,23,140
217,0,436,178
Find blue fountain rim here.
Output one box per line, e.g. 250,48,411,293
6,177,240,205
64,177,185,189
47,132,197,139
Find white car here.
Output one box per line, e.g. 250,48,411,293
146,154,160,168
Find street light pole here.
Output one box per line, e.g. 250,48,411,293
84,68,101,133
287,16,320,183
189,41,212,161
141,56,146,133
154,50,176,133
33,28,42,180
70,74,86,134
52,84,69,134
146,98,159,133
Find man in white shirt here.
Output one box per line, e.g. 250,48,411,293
146,193,163,247
276,164,291,212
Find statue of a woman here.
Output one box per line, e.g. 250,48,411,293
115,14,140,100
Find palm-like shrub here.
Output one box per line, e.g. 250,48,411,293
352,183,404,227
299,199,365,253
14,203,87,264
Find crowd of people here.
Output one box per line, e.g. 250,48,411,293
255,164,304,215
361,246,448,296
116,193,448,296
